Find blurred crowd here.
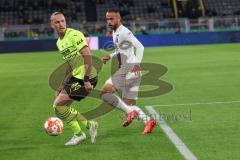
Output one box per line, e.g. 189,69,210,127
0,0,239,40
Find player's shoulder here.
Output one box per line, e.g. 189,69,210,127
120,25,132,34
66,28,84,38
120,25,134,38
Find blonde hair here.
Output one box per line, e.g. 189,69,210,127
50,11,64,22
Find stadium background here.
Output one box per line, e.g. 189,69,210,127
0,0,239,160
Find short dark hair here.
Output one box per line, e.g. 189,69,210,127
107,8,120,13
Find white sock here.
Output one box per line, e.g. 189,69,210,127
101,93,131,113
131,105,151,124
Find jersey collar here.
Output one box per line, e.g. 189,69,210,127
114,25,123,33
58,28,70,41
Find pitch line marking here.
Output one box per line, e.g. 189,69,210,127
149,100,240,107
146,106,198,160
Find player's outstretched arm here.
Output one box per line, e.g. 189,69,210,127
80,46,93,92
132,35,144,64
102,51,118,64
131,35,144,75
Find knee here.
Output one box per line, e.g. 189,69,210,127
123,99,135,105
100,90,109,98
54,94,72,106
100,84,115,98
53,99,62,107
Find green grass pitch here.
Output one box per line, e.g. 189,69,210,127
0,43,239,160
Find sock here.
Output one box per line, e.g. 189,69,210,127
101,93,131,113
80,120,89,129
54,105,89,129
131,105,151,124
75,112,89,129
54,105,86,134
69,121,82,135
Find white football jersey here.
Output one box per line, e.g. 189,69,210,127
110,25,144,67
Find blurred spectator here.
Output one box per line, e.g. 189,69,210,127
94,21,103,33
81,21,90,36
2,20,10,28
147,3,156,14
96,0,105,4
105,30,112,37
28,30,39,40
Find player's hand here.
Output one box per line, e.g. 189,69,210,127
132,65,141,76
102,55,110,64
84,81,93,92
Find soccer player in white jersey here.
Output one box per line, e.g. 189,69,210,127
100,8,156,134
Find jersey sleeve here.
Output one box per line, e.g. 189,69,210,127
70,30,88,52
123,30,144,64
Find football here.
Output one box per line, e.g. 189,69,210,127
44,117,63,136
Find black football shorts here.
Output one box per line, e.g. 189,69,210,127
64,76,98,101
